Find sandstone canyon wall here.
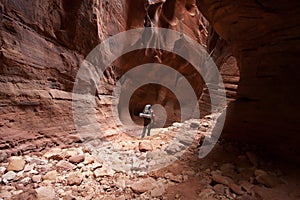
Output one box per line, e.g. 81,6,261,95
1,0,219,156
0,0,127,155
196,0,300,160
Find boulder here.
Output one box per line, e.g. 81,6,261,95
130,177,157,193
69,155,85,164
67,172,83,186
139,141,153,152
35,186,56,200
7,157,26,172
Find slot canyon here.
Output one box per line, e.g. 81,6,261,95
0,0,299,199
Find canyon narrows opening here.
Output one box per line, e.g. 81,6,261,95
1,0,300,200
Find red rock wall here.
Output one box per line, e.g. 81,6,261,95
0,0,212,155
196,0,300,160
0,0,126,155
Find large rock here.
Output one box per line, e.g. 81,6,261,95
255,170,280,188
35,186,56,200
130,177,157,193
69,155,85,164
43,148,64,161
43,170,57,182
67,172,83,186
7,157,26,172
2,171,17,181
139,141,153,152
56,160,75,171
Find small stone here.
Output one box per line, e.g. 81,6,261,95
43,148,64,160
255,173,280,188
7,157,26,172
213,184,225,195
198,188,215,199
229,183,244,195
56,160,75,171
32,175,42,183
165,173,183,183
220,163,235,172
77,163,85,168
67,172,83,186
0,151,8,162
150,184,166,197
35,186,56,200
30,158,48,165
220,163,236,178
43,170,57,182
91,162,102,170
130,177,157,193
9,189,37,199
12,190,23,196
254,169,267,177
240,180,254,193
139,141,153,152
211,171,233,186
172,122,183,128
0,166,6,174
69,154,85,164
20,177,31,184
115,195,126,200
182,170,196,176
2,171,16,181
115,179,126,189
29,170,39,175
57,189,64,194
83,153,94,164
94,166,115,177
24,164,35,172
64,148,83,158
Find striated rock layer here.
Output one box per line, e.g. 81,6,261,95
0,0,126,155
1,0,221,155
196,0,300,161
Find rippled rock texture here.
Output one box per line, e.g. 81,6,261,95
0,0,126,155
196,0,300,161
1,0,218,155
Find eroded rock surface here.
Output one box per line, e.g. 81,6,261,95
196,0,300,161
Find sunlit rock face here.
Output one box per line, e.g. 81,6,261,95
0,0,126,155
1,0,216,155
196,0,300,160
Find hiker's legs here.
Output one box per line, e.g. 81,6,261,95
141,125,147,138
147,123,153,136
142,119,150,138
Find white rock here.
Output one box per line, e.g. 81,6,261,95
2,171,16,181
24,164,35,172
29,170,39,174
0,166,6,174
20,177,31,184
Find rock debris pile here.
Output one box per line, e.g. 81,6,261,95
1,116,299,200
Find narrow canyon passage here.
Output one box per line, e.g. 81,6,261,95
1,0,300,199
